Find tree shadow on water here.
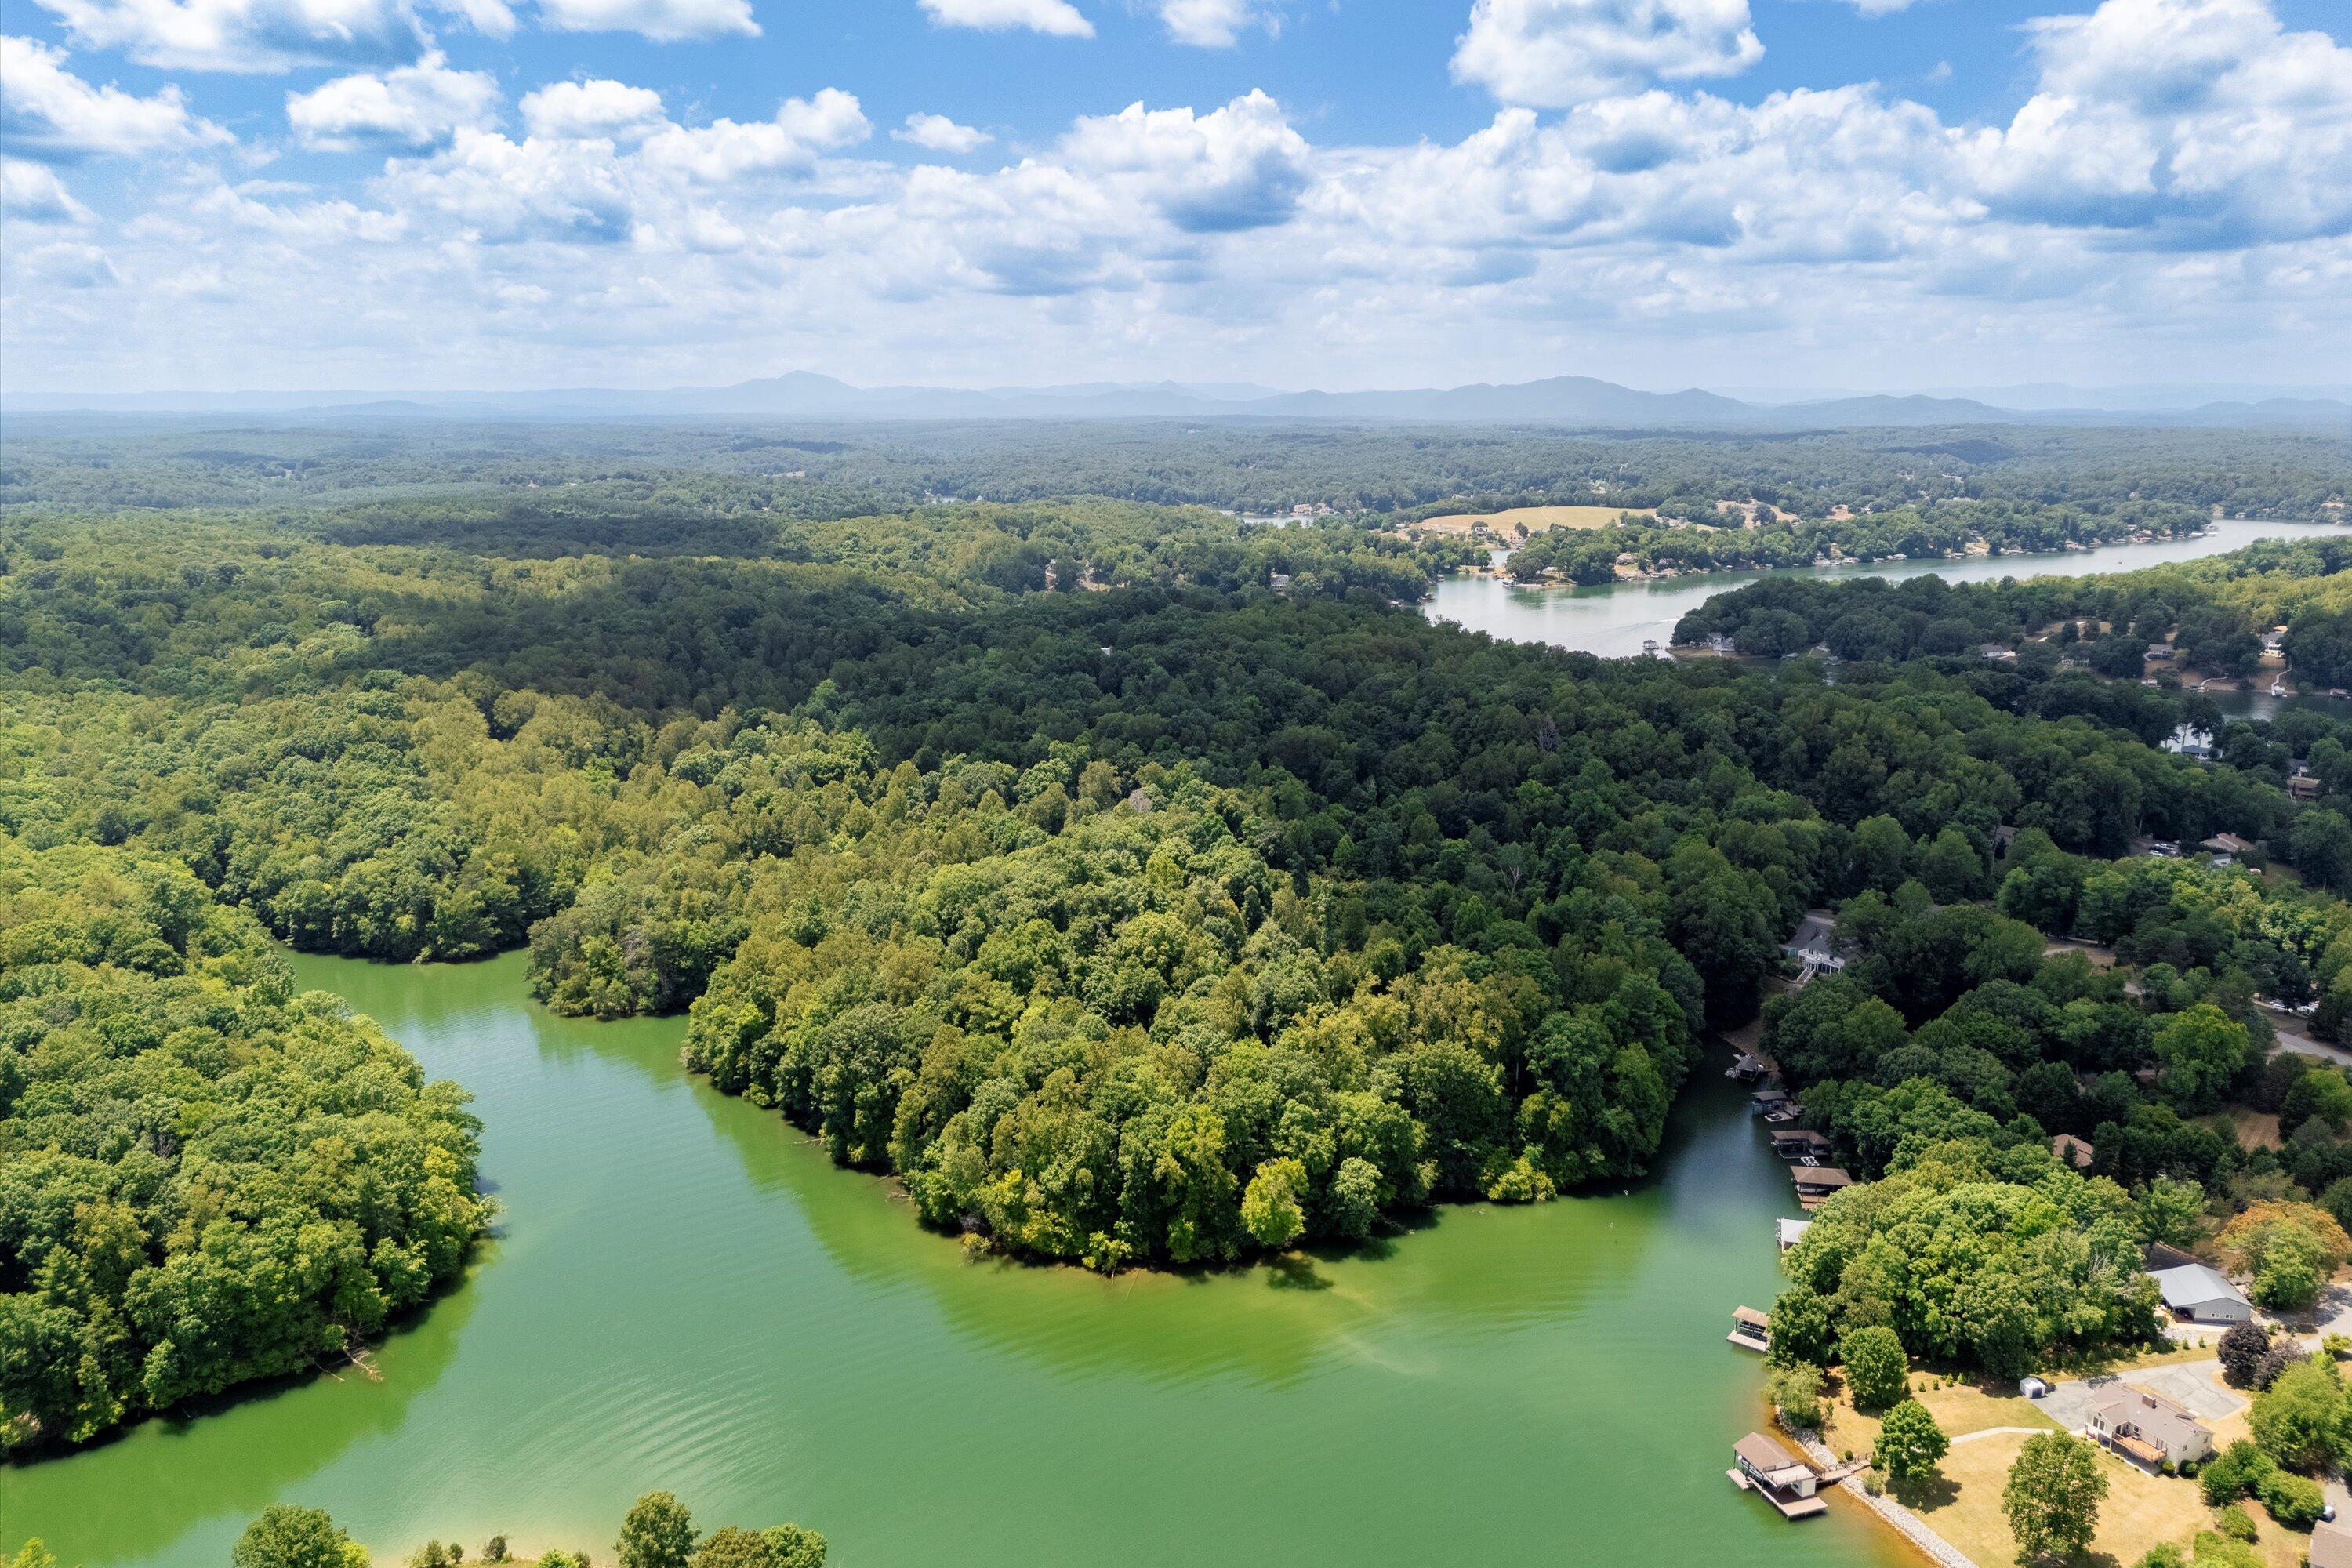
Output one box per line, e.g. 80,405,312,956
1264,1254,1334,1292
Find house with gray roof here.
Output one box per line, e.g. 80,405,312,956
2086,1386,2215,1471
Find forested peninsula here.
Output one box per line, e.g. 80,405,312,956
5,418,2352,1453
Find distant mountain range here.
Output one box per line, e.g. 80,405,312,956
7,372,2347,431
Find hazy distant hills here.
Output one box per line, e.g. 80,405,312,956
8,372,2347,430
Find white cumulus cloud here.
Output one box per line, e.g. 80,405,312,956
1,156,93,220
28,0,511,71
1452,0,1763,107
636,89,869,181
535,0,757,40
894,112,992,154
286,53,499,151
522,78,667,141
919,0,1093,38
6,0,2349,398
1156,0,1282,47
1961,0,2352,244
1,34,231,158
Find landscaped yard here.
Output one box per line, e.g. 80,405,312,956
1817,1374,2060,1461
1902,1429,2313,1568
1808,1368,2310,1567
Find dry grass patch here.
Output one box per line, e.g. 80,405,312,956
2206,1108,2284,1151
1414,504,1655,535
1816,1374,2057,1466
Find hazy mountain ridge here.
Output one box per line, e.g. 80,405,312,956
7,372,2347,430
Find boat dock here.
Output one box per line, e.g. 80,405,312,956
1729,1432,1829,1519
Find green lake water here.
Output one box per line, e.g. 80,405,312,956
3,949,1911,1568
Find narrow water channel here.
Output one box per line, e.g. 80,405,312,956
1423,517,2352,660
4,951,1909,1568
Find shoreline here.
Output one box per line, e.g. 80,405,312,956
1436,514,2345,593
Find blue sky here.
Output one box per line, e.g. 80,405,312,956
4,0,2349,393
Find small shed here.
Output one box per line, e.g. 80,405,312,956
1728,1305,1771,1352
1776,1218,1812,1251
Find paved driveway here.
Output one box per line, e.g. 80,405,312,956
2035,1363,2245,1432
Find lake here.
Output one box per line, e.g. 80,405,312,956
1423,517,2352,660
2,951,1908,1568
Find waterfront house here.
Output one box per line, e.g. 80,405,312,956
2086,1387,2215,1471
1728,1306,1771,1352
1730,1432,1827,1519
2051,1134,2095,1170
1782,912,1842,971
2150,1262,2252,1324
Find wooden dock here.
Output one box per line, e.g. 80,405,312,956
1727,1467,1829,1519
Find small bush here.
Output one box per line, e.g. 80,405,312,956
2220,1323,2274,1387
2216,1504,2258,1542
2255,1340,2310,1392
1768,1363,1824,1431
2201,1440,2278,1506
2257,1468,2328,1530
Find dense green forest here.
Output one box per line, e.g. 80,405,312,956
8,422,2352,1437
0,837,490,1452
5,417,2344,524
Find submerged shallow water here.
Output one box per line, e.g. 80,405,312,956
1423,517,2352,660
6,950,1907,1567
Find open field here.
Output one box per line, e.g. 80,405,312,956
1412,504,1657,534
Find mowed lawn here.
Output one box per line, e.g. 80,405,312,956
1414,504,1656,533
1907,1429,2307,1568
1818,1375,2059,1459
1810,1374,2314,1567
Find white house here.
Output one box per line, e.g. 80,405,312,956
2151,1262,2252,1324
